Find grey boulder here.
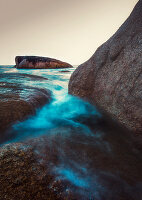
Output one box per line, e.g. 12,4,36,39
69,0,142,134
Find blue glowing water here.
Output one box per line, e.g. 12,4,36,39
1,65,142,199
3,65,101,141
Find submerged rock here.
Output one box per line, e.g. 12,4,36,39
69,0,142,134
0,73,51,136
15,56,73,69
59,70,71,73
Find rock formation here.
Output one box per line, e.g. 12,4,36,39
0,127,142,200
15,56,73,69
0,73,51,137
69,0,142,134
0,141,59,200
0,137,87,200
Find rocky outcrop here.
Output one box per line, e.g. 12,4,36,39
69,0,142,134
0,137,87,200
0,126,142,200
0,141,59,200
15,56,73,69
0,73,51,136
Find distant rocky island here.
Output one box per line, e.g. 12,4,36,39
15,56,73,69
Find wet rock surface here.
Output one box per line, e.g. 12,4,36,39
0,73,51,137
69,0,142,134
0,122,142,200
59,70,71,73
0,142,59,200
0,136,86,200
15,56,73,69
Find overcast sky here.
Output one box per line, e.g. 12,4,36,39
0,0,138,65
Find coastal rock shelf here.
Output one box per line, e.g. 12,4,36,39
0,141,60,200
69,0,142,134
0,125,142,200
0,73,51,137
15,56,73,69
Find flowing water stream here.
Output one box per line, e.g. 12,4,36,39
0,65,142,200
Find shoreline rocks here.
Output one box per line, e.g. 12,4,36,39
15,56,73,69
0,73,51,138
0,123,142,200
0,137,84,200
0,142,59,200
69,0,142,134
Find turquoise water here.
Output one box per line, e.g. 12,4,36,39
0,65,142,199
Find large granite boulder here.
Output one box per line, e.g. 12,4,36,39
15,56,73,69
0,73,51,137
69,0,142,134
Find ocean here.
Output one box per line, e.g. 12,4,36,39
0,65,142,199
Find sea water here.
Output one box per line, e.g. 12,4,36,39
0,65,142,200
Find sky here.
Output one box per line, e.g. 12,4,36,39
0,0,138,65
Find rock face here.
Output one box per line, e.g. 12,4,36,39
15,56,73,69
69,0,142,134
0,73,51,136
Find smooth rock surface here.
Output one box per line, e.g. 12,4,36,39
15,56,73,69
69,0,142,134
